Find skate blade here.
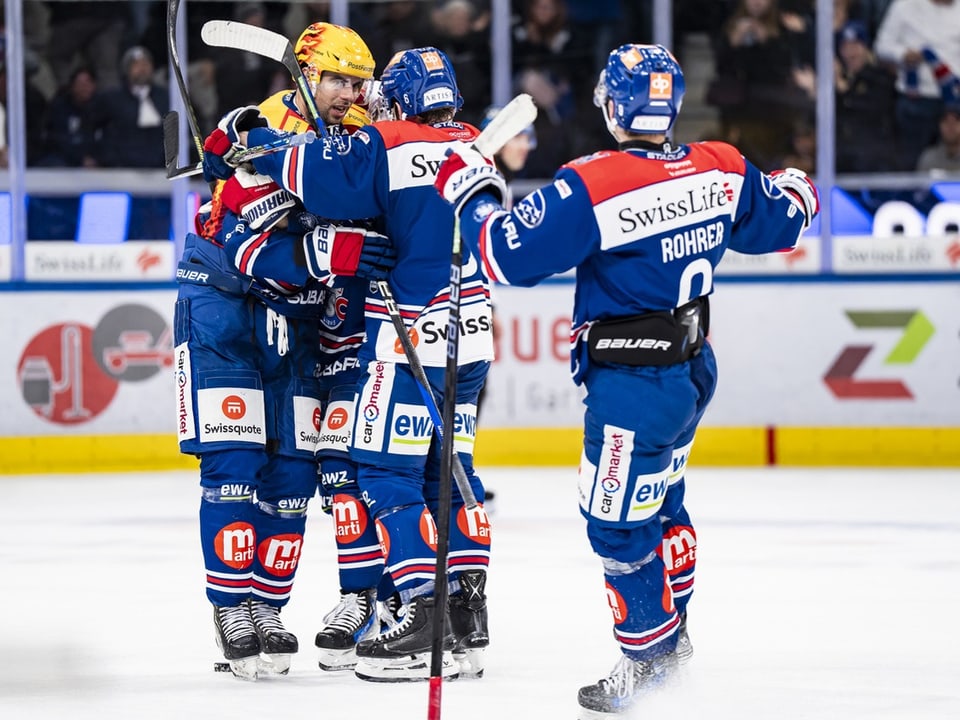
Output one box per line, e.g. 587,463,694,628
454,648,485,679
258,653,292,676
354,652,459,683
578,707,627,719
317,647,360,671
213,656,259,681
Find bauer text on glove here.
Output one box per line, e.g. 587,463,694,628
202,106,268,182
304,224,397,281
434,147,507,217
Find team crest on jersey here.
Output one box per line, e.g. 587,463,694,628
514,190,547,229
321,287,348,329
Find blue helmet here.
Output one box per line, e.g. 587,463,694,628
593,44,685,135
379,47,463,119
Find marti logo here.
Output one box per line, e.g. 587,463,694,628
824,310,934,399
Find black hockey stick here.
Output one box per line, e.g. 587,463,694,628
427,93,538,714
164,0,206,179
200,20,328,138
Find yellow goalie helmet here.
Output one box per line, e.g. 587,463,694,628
295,22,375,87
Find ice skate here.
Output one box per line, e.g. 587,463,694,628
213,603,261,681
448,569,489,678
354,595,458,682
248,599,298,676
577,652,679,718
314,588,378,671
676,612,693,664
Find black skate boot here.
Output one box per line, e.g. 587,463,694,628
448,569,489,678
314,588,378,671
577,652,679,718
676,612,693,664
248,599,298,676
213,603,261,681
354,594,458,682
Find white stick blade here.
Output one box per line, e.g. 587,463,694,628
473,93,538,158
201,20,289,62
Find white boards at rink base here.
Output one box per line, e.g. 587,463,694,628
0,278,957,473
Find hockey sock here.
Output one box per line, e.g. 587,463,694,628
603,555,681,661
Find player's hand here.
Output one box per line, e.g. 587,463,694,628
202,106,268,182
434,147,507,217
304,223,397,281
220,167,296,232
769,168,820,230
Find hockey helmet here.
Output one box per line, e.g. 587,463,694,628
379,47,463,119
295,23,375,88
593,44,685,136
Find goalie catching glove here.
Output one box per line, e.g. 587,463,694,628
434,146,507,218
304,223,397,281
769,168,820,231
202,106,268,182
220,168,296,233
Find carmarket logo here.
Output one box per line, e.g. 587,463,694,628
824,310,933,399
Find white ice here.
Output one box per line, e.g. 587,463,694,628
1,466,958,720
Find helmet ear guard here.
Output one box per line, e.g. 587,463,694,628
595,44,685,137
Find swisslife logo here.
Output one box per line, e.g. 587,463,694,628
823,310,934,399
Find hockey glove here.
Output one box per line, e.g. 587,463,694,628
202,105,269,182
769,168,820,231
220,167,297,232
434,147,508,218
304,223,397,281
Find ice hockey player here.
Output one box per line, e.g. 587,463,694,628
179,22,393,681
211,46,495,682
433,43,819,716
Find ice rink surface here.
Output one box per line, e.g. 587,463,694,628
1,464,958,720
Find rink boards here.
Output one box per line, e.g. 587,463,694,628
0,277,958,473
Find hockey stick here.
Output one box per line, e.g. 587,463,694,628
428,93,538,716
164,0,207,179
164,127,317,179
200,20,328,138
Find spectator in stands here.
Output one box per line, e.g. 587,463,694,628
0,47,48,168
97,46,169,168
38,66,107,168
364,1,434,76
874,0,960,170
213,2,287,118
429,0,493,125
834,20,897,173
46,1,128,91
916,103,960,171
707,0,814,171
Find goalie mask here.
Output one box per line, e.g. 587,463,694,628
295,22,375,88
378,47,463,120
594,44,685,137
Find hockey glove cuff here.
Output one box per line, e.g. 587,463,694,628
220,168,296,232
434,147,508,218
304,223,397,281
202,105,269,181
769,168,820,231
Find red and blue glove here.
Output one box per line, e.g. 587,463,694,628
303,223,397,281
769,168,820,231
434,146,507,218
202,106,268,182
220,168,296,233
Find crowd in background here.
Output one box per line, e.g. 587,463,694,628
2,0,960,176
